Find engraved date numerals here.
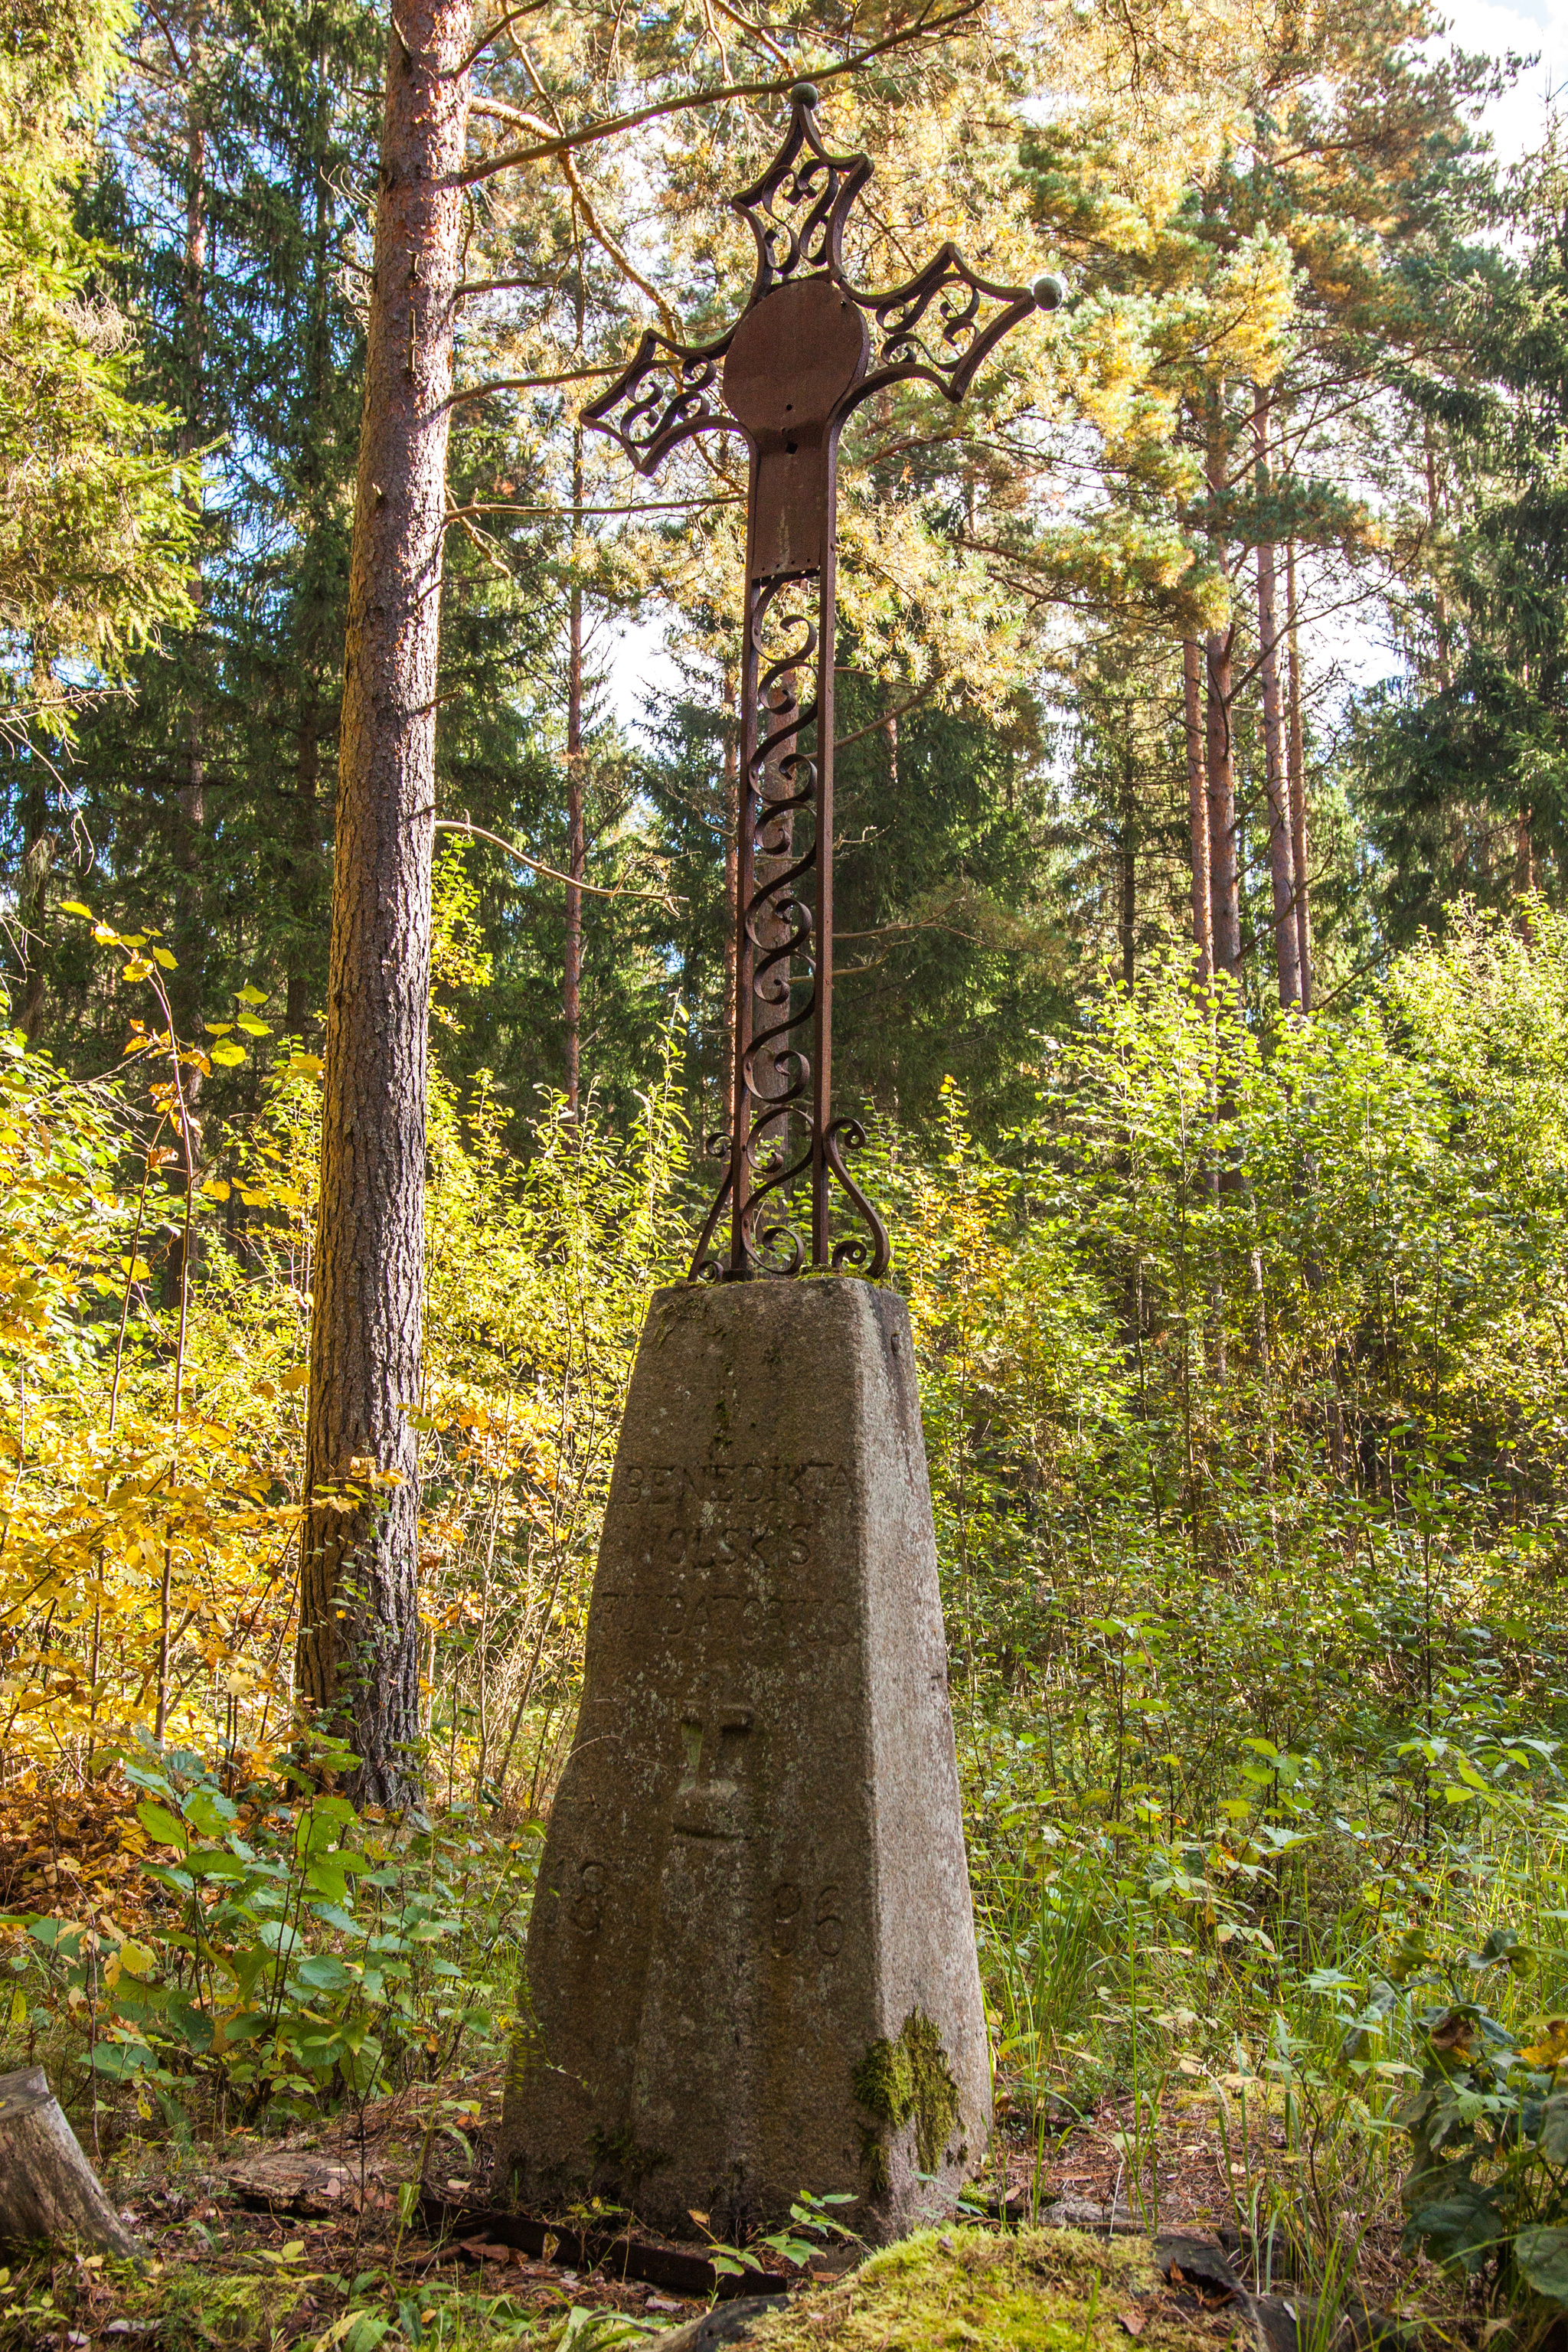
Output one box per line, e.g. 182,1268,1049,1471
771,1879,844,1958
771,1881,802,1954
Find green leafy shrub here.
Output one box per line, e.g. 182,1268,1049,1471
1393,1925,1568,2305
13,1736,536,2130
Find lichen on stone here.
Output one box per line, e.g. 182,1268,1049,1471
852,2011,962,2176
749,2226,1227,2352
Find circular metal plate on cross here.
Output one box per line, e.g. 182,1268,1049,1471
584,85,1057,1280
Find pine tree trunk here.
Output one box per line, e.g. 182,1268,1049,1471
1119,747,1136,987
1206,627,1240,977
284,67,340,1041
172,0,208,1034
1517,807,1535,929
564,585,584,1114
19,650,56,1043
165,0,209,1315
286,697,320,1038
1253,496,1300,1004
1183,639,1211,983
1423,413,1452,693
17,825,53,1044
1285,536,1312,1008
564,426,585,1116
299,0,472,1805
0,2066,138,2256
1204,411,1241,978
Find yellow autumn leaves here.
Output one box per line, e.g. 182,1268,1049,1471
0,898,693,1790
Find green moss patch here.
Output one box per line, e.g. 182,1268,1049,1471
140,2267,319,2352
751,2227,1229,2352
852,2014,962,2179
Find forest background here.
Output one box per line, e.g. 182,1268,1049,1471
9,0,1568,2331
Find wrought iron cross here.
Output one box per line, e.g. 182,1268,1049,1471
586,83,1062,1282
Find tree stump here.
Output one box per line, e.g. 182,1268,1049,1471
0,2065,139,2256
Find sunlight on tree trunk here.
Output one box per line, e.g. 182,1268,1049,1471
1206,626,1240,978
564,427,585,1116
299,0,472,1806
1285,534,1312,1010
1254,396,1299,1009
1204,407,1240,978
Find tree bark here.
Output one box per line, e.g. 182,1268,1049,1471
17,826,53,1044
564,426,585,1116
299,0,472,1805
165,0,209,1318
1423,412,1452,693
1285,534,1312,1008
18,648,56,1043
286,694,320,1038
284,78,341,1041
1254,398,1300,1009
1119,746,1136,988
171,0,209,1040
0,2066,138,2256
1183,638,1211,984
1204,409,1241,979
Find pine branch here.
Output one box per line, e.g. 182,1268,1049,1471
456,5,982,187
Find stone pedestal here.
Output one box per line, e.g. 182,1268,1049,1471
497,1278,989,2243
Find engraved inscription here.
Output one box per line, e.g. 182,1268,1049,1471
771,1880,802,1955
614,1459,851,1513
673,1701,754,1838
770,1877,845,1958
604,1457,858,1653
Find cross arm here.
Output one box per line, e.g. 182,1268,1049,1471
844,245,1060,413
580,325,738,475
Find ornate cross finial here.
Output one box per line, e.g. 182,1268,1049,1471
583,83,1063,1282
730,81,871,298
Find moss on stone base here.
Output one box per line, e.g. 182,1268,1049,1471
750,2226,1227,2352
853,2011,962,2179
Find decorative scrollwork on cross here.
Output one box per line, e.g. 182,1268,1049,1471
580,328,734,475
854,245,1040,408
581,80,1064,1281
823,1120,890,1276
735,579,818,1279
730,83,872,300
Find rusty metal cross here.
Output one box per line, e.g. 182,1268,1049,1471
586,83,1060,1282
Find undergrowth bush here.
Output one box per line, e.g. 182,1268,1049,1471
7,1730,534,2143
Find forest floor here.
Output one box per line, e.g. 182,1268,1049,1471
0,2059,1461,2352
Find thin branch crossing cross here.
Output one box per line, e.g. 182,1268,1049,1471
586,83,1061,1279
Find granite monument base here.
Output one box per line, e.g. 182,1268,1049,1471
497,1277,989,2243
